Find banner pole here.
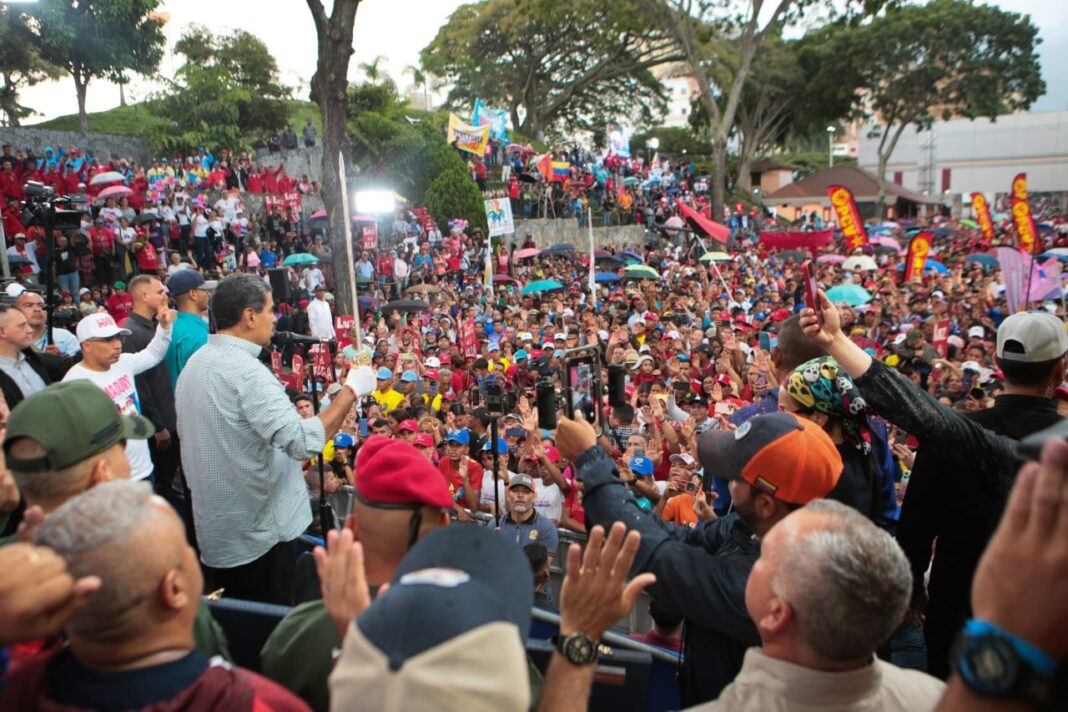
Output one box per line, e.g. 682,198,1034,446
1023,247,1037,313
587,206,595,294
338,153,362,348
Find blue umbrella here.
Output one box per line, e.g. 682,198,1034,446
595,254,625,267
895,259,950,274
595,272,620,283
544,242,576,253
282,252,320,266
619,251,642,263
1041,252,1068,264
963,253,998,268
825,284,872,306
520,279,564,294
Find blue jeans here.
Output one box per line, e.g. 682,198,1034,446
58,272,80,295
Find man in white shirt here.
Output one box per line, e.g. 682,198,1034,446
7,233,39,276
302,264,325,293
14,288,80,357
62,307,174,482
307,285,335,341
392,250,410,297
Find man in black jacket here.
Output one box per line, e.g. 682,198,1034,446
555,411,843,706
0,304,78,410
896,311,1066,677
122,275,178,496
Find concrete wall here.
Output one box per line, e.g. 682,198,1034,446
253,144,324,184
510,218,647,249
0,128,152,166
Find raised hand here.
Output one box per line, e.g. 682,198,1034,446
313,527,373,640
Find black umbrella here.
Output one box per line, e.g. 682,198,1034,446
133,212,160,225
544,242,576,253
595,254,625,267
382,299,430,314
778,250,805,261
517,172,538,184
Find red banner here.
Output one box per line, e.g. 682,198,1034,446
459,319,479,359
904,231,932,282
291,354,304,381
758,229,833,251
931,319,951,358
970,192,995,243
334,315,355,334
264,191,303,213
361,225,378,250
270,350,282,376
827,185,868,250
1010,173,1039,254
312,348,334,383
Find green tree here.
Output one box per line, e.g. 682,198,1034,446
426,166,488,236
30,0,166,133
0,8,63,126
421,0,683,139
816,0,1044,215
155,25,290,151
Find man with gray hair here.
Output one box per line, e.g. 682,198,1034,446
176,273,375,604
0,481,308,711
693,499,945,711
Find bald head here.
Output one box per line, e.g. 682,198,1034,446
34,481,199,644
351,502,448,586
773,315,824,380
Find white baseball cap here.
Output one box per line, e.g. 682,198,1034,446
424,356,441,369
967,326,985,339
997,312,1068,363
76,313,131,342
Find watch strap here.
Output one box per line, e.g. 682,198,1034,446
964,619,1057,676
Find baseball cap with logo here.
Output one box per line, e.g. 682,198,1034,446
629,456,654,476
697,412,842,505
76,312,132,343
996,312,1068,363
329,525,532,712
509,473,535,490
446,429,470,446
4,381,154,472
397,419,418,433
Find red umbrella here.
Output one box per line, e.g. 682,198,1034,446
677,202,729,244
513,248,542,260
493,275,517,283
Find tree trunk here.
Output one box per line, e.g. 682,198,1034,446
308,0,360,320
74,74,89,134
710,139,727,221
875,153,888,220
119,82,126,107
737,156,753,194
1,74,20,127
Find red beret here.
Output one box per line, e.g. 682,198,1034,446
355,436,453,509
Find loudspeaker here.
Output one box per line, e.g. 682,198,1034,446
268,268,291,305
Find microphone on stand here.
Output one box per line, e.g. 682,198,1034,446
270,330,335,346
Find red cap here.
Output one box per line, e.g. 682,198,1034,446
398,419,418,432
413,433,435,448
771,308,791,322
717,311,731,321
715,374,732,387
355,436,453,508
643,311,658,322
424,369,440,380
543,445,561,463
298,299,310,309
440,354,452,365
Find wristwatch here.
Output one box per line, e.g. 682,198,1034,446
951,619,1056,704
553,632,599,666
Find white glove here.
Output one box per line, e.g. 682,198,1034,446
345,366,376,398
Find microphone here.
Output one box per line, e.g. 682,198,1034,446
271,331,334,346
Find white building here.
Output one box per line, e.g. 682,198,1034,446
857,111,1068,210
653,63,701,129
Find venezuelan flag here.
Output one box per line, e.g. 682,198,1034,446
551,161,571,182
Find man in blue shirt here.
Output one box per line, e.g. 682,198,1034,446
497,474,559,562
164,270,209,390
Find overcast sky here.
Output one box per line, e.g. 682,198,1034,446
16,0,1068,123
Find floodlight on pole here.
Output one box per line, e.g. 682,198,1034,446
354,190,394,215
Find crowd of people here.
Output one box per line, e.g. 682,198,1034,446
0,128,1067,710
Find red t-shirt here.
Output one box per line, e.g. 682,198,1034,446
107,293,132,322
438,456,483,497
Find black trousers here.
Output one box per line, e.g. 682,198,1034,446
202,539,298,606
148,431,180,497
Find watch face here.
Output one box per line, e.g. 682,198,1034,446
564,634,598,665
965,637,1019,694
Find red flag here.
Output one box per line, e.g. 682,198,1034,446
826,185,868,250
1010,174,1039,254
677,201,729,244
970,192,995,243
904,231,932,282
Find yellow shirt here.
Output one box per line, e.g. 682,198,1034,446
372,388,405,414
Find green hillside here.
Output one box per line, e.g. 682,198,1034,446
31,99,322,143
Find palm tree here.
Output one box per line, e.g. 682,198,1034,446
404,64,429,110
358,55,387,83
